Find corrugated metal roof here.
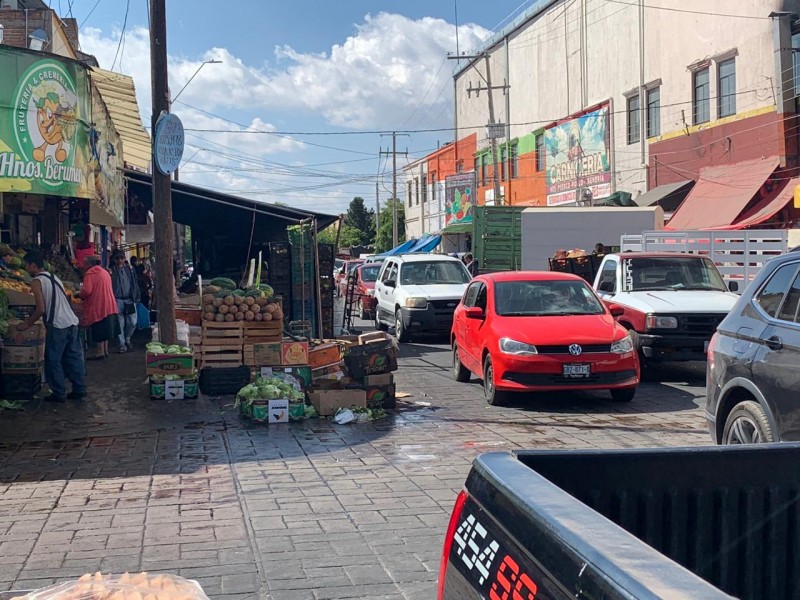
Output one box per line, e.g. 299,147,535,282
90,68,151,172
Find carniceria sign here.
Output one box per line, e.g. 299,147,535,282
0,49,91,196
153,112,184,175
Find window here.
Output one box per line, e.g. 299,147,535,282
646,87,661,138
717,58,736,118
536,135,545,171
693,67,710,125
499,146,507,181
793,32,800,108
474,284,487,311
597,261,617,294
421,177,427,204
463,282,480,308
480,154,488,186
407,181,412,207
415,178,420,206
756,263,798,318
474,157,480,183
510,144,519,179
627,95,640,144
431,172,437,203
382,262,398,285
777,270,800,323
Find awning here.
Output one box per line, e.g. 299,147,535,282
382,239,417,256
667,157,779,230
634,180,695,212
408,235,442,253
731,178,799,229
90,68,151,172
440,222,472,234
597,191,635,207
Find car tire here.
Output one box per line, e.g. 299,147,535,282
374,311,388,332
452,343,470,382
483,355,507,406
722,400,775,444
610,386,637,402
359,304,368,320
395,310,411,343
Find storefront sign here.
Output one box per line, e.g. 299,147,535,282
544,104,611,206
153,112,184,175
0,48,91,197
445,172,476,227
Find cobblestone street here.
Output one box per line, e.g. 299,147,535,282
0,332,711,600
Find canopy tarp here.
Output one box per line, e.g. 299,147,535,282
634,180,694,212
731,178,799,229
408,235,442,253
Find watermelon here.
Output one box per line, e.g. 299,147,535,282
232,290,246,297
210,277,237,290
258,284,274,298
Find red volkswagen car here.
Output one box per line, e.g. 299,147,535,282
335,258,364,297
451,271,639,405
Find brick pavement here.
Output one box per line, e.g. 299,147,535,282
0,332,711,599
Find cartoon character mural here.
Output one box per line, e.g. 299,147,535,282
32,92,77,163
444,172,476,227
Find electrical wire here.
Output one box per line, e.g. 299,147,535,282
602,0,770,21
110,0,131,72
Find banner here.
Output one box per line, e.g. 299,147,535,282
545,104,611,206
0,48,92,198
444,172,476,227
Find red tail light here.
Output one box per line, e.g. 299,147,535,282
437,490,469,600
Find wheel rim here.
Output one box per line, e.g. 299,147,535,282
453,346,460,377
485,362,494,398
396,315,402,337
726,416,761,444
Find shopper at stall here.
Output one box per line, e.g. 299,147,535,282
17,250,86,402
0,244,16,271
110,250,140,353
79,255,119,360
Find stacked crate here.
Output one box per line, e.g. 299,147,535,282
200,322,243,368
0,321,44,400
242,321,283,367
267,242,292,314
288,225,317,335
318,243,335,338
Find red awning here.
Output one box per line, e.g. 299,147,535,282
731,177,799,229
666,157,780,229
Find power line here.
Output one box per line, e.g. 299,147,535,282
110,0,131,72
602,0,770,21
78,0,102,28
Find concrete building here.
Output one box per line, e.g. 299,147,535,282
441,0,800,230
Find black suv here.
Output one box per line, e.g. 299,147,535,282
707,250,800,444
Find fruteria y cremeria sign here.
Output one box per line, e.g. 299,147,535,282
544,104,611,206
0,48,91,197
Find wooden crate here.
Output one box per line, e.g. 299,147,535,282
200,344,243,368
202,322,244,347
243,321,282,344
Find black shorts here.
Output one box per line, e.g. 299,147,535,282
89,314,120,343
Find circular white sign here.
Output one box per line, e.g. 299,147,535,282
153,112,184,175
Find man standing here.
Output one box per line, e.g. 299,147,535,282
17,250,86,402
463,253,479,278
110,250,140,353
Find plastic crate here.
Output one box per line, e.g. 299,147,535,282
198,365,251,396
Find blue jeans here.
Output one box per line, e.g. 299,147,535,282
45,325,86,397
117,299,136,347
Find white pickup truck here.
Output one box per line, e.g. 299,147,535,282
592,252,740,362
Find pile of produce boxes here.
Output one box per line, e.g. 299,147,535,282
145,342,196,400
0,318,45,399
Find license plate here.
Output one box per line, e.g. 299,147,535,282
563,363,590,377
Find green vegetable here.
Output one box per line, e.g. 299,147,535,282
232,290,246,297
0,399,25,411
210,277,237,290
166,345,183,354
146,342,167,354
255,251,263,288
258,284,274,299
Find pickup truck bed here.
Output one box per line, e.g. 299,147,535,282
439,445,800,599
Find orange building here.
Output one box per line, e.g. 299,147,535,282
472,131,547,207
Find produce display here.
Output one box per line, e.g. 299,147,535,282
150,369,198,381
146,342,193,355
0,289,9,336
0,248,32,294
235,376,305,407
201,286,282,323
9,572,210,600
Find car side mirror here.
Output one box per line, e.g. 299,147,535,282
465,306,485,319
384,279,396,288
728,280,739,293
608,304,625,318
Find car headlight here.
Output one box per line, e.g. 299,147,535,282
404,297,427,308
610,335,634,355
646,315,678,330
499,338,538,356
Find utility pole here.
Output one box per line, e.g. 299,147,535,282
375,182,380,231
450,53,508,206
149,0,177,345
379,133,409,247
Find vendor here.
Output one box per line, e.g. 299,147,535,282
0,244,15,270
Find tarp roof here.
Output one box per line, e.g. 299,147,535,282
407,235,442,253
380,239,417,256
732,178,799,229
90,68,151,172
634,180,695,211
667,158,780,230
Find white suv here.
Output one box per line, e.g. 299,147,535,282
374,254,472,342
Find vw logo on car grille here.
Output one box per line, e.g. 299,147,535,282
568,344,583,356
447,302,456,307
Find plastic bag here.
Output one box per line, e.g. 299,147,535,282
333,408,355,424
9,572,209,600
135,302,150,330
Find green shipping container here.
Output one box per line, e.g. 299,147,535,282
473,206,525,273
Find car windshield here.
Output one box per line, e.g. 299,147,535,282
399,261,471,285
494,280,606,316
346,262,362,274
360,265,381,282
624,256,727,292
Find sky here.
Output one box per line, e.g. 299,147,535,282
57,0,534,217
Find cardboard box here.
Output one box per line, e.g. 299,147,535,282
358,331,389,345
268,398,289,423
245,342,282,366
309,389,367,417
259,365,312,390
363,383,396,409
362,373,394,386
146,352,195,376
149,377,199,400
5,289,35,306
1,344,44,370
343,346,398,379
3,321,45,346
281,341,309,365
308,342,341,369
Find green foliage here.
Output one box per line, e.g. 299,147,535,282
317,223,363,248
344,197,376,246
374,199,405,253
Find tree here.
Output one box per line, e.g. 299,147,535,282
374,199,405,252
317,222,362,248
344,197,376,246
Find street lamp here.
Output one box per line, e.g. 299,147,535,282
171,59,221,104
